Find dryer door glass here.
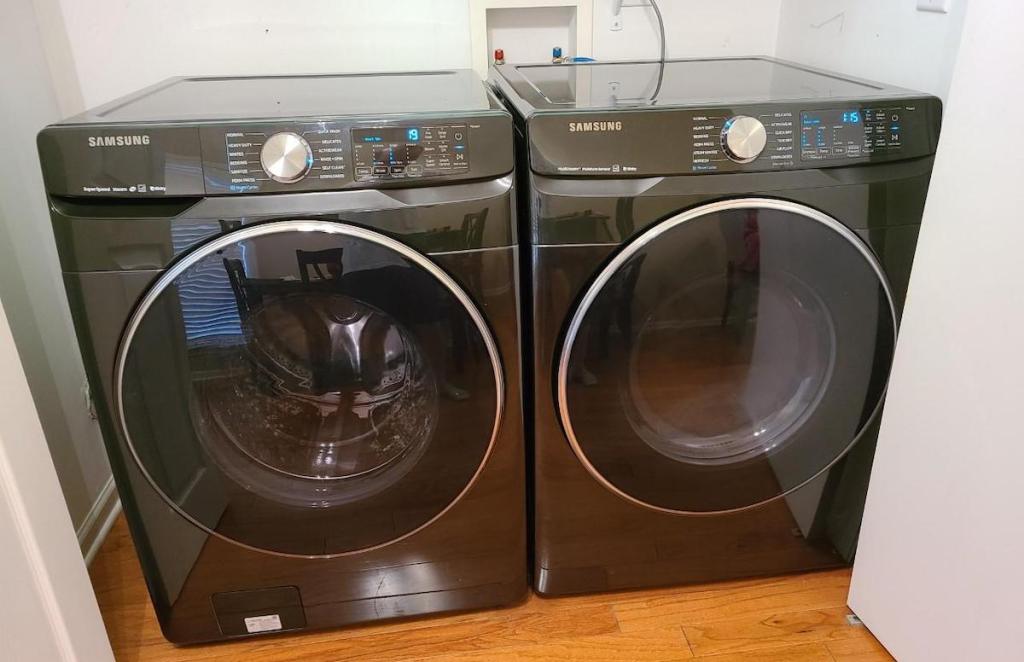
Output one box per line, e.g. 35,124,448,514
117,221,503,556
558,199,896,514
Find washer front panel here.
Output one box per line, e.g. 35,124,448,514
556,198,897,514
115,221,504,557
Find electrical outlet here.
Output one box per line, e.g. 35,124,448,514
610,15,623,31
917,0,950,14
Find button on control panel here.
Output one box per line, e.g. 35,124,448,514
352,125,469,182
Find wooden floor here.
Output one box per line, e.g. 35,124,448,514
90,515,893,661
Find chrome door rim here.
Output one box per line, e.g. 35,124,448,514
556,197,898,516
115,220,506,558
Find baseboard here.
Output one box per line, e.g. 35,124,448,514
77,476,121,566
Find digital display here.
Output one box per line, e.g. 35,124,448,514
800,109,867,160
351,124,469,180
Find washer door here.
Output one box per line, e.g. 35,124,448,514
117,221,503,557
557,199,896,514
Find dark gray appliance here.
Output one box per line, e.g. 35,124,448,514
490,57,941,595
38,70,526,643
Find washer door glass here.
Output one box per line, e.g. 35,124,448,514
558,199,896,514
117,221,503,557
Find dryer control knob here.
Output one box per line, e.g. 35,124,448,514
260,132,313,183
721,116,767,164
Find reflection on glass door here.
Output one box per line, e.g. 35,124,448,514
118,221,503,556
559,199,895,514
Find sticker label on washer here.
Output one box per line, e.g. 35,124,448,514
244,614,283,633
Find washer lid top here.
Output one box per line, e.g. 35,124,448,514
62,70,497,123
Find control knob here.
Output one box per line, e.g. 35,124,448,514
260,132,313,183
721,116,767,164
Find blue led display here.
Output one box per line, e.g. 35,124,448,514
407,128,420,142
842,111,861,124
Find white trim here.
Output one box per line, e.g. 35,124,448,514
0,300,114,661
469,0,594,78
77,476,121,566
0,440,78,660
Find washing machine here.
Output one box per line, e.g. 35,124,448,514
490,57,941,595
37,70,525,642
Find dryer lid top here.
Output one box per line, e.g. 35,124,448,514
498,57,918,111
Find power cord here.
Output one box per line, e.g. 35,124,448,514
648,0,666,102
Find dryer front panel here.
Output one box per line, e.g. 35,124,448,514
115,221,504,557
556,198,895,514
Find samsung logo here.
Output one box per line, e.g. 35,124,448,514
87,135,151,147
568,121,623,133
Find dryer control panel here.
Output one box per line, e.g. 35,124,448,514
525,96,941,177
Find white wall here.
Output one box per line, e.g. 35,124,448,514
59,0,974,113
776,0,967,100
0,0,112,548
593,0,781,61
848,2,1024,660
53,0,788,109
55,0,475,109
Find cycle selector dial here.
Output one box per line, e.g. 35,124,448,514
721,116,767,164
260,132,313,183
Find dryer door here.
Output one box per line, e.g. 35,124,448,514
557,198,896,514
116,220,503,557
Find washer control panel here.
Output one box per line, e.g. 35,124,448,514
196,114,507,195
36,113,510,197
352,125,469,181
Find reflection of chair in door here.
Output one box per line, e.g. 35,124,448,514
720,212,761,329
451,209,489,374
223,258,262,322
591,254,647,363
297,247,345,284
460,208,488,249
543,209,613,243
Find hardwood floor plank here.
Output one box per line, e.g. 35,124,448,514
415,628,693,662
682,606,861,657
693,642,833,662
826,633,896,661
613,570,851,632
